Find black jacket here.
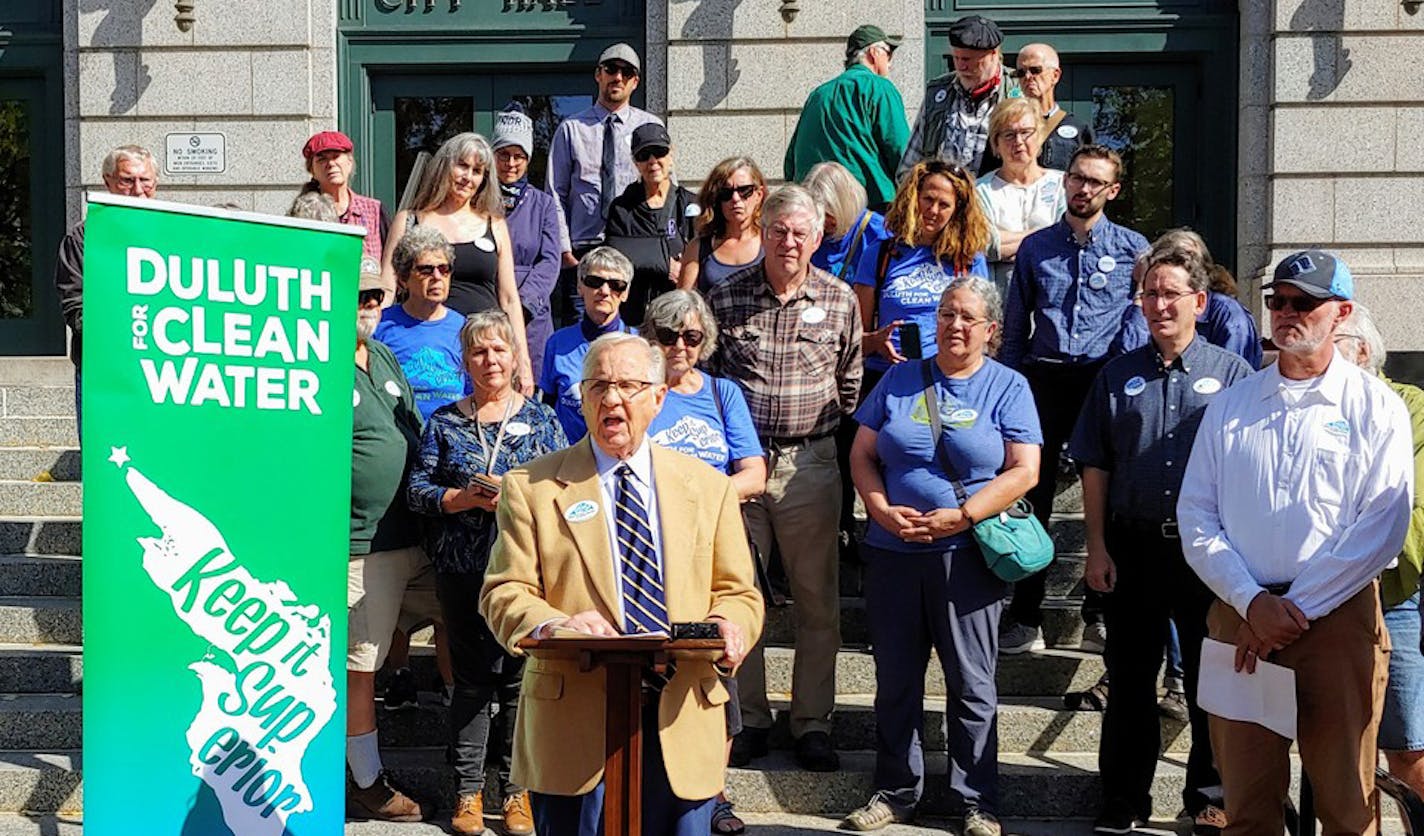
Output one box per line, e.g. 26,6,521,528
603,182,699,326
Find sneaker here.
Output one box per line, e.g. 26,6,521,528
382,666,418,711
347,771,427,822
793,730,840,772
450,792,486,835
1163,674,1185,694
962,807,1002,836
1093,800,1140,834
1080,621,1107,654
1192,803,1228,836
999,619,1045,655
843,792,914,831
729,726,769,767
1158,689,1189,722
502,790,535,836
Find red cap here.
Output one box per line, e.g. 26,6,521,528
302,130,353,160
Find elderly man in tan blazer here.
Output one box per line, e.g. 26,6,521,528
481,332,763,836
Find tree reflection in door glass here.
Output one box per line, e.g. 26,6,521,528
395,96,474,205
506,94,592,187
1092,85,1173,239
0,100,32,319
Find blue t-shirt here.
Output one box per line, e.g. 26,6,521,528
811,209,892,282
649,374,764,474
854,358,1042,553
852,241,990,372
373,306,472,422
538,316,632,442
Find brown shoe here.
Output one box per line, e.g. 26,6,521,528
503,789,535,835
347,771,427,822
451,792,487,836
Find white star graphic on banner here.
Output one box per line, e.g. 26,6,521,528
108,446,130,468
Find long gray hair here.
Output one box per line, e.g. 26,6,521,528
408,132,503,218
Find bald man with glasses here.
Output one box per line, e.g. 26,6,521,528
992,44,1094,172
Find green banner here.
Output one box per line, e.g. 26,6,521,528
81,194,361,835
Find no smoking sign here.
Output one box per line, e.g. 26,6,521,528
165,132,227,174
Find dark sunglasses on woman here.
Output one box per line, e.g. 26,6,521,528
634,147,670,163
581,274,630,293
412,263,452,277
653,327,705,348
716,184,757,203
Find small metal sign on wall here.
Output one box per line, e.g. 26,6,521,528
164,132,227,175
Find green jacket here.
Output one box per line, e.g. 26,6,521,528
350,339,423,555
1381,374,1424,609
784,64,909,207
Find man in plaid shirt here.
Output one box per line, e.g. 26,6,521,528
708,185,863,773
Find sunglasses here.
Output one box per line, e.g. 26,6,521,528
1011,65,1048,79
358,288,385,306
1265,293,1330,314
412,263,452,278
634,147,670,163
653,327,705,348
581,274,630,293
600,62,638,78
717,184,758,203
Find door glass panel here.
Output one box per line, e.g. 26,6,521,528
1091,85,1174,238
0,99,32,320
505,94,593,187
394,96,474,206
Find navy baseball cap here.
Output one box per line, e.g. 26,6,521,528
1265,250,1354,300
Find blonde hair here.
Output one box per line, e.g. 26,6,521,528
803,162,867,234
884,161,992,274
987,99,1045,158
409,132,503,218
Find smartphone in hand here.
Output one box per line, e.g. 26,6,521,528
899,322,922,359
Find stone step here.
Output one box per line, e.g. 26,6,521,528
1052,478,1083,514
0,696,78,750
0,485,80,520
0,360,73,389
764,596,1092,651
0,598,80,645
764,646,1105,700
0,751,80,814
0,389,74,420
0,450,78,483
0,646,81,695
0,521,81,558
0,556,80,598
0,422,75,449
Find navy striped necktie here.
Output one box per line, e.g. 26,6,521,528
614,463,669,635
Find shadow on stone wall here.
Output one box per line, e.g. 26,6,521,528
79,0,157,115
1288,0,1351,100
673,0,745,109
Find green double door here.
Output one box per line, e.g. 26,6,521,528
367,70,595,212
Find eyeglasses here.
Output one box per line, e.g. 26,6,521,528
653,327,705,348
581,274,630,293
358,288,385,306
1333,333,1362,345
717,184,758,203
924,160,969,181
1011,65,1049,79
581,378,657,400
412,263,452,278
1135,289,1195,305
1265,293,1329,314
600,61,638,78
634,147,670,163
1065,171,1114,193
937,309,986,328
998,128,1038,143
766,224,813,245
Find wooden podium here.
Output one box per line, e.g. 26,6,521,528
518,636,725,836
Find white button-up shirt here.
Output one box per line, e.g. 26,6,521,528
1178,351,1414,620
591,440,664,630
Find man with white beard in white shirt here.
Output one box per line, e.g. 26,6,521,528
1177,250,1413,836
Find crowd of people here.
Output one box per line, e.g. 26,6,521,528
55,13,1424,836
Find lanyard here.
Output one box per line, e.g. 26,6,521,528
472,396,517,475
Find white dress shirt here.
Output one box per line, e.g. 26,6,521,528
591,440,665,630
1178,351,1414,620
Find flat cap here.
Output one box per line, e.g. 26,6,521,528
947,15,1003,51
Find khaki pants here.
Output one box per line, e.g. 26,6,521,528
1206,584,1390,835
736,434,841,738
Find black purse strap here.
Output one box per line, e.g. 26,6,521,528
920,359,971,509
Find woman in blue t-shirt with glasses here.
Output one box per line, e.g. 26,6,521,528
846,276,1041,836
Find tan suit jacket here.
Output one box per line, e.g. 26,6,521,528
479,439,764,800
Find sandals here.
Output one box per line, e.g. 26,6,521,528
1063,678,1109,712
712,795,746,835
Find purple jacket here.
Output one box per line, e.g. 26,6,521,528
504,181,563,377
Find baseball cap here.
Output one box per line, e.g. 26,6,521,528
846,25,902,55
302,130,353,160
358,257,384,292
598,43,641,74
947,15,1003,51
631,123,672,158
492,107,534,156
1265,250,1354,300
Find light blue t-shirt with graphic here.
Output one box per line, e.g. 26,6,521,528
649,374,763,474
373,306,471,422
854,358,1042,553
538,317,634,443
852,241,990,372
